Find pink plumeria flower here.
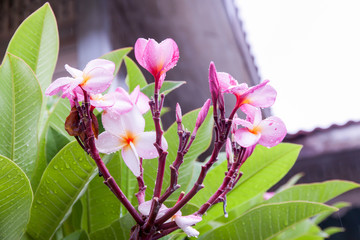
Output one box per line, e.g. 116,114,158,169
138,200,202,237
217,70,277,109
45,59,115,98
95,107,167,177
233,105,287,148
135,38,179,90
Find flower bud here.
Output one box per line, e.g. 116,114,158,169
195,99,211,130
176,103,182,124
208,62,220,105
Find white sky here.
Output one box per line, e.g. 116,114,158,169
235,0,360,133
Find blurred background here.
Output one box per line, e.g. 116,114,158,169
1,0,360,239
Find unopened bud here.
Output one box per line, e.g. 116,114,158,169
176,103,182,123
195,99,211,130
209,62,220,104
226,138,234,164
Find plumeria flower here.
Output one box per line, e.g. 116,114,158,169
95,106,167,177
138,200,202,237
135,38,179,90
216,69,277,109
103,86,150,117
233,105,287,148
45,59,115,98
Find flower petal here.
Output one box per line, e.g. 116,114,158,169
217,72,238,90
175,215,202,237
83,59,115,75
65,64,83,78
130,86,150,114
258,116,287,147
160,38,179,75
121,142,141,177
234,128,261,148
134,38,149,67
138,200,168,218
45,77,75,96
81,67,113,94
135,132,164,159
232,118,253,130
240,104,262,125
241,80,277,108
95,131,123,154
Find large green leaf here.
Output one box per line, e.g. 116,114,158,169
198,201,337,240
6,3,59,92
100,48,132,77
267,180,359,204
124,56,147,92
141,81,186,98
26,141,105,240
89,214,135,240
196,143,301,228
0,155,33,240
86,153,124,233
0,53,42,178
142,107,214,200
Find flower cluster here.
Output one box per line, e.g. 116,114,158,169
45,37,286,239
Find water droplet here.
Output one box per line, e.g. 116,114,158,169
60,167,64,171
34,205,38,209
65,163,70,169
53,165,58,170
7,174,11,178
37,200,42,204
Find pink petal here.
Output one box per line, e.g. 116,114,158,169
241,80,277,108
121,142,141,177
232,118,253,130
226,138,234,164
102,107,145,137
160,38,179,75
257,116,287,147
83,59,115,74
224,83,248,95
217,72,238,90
234,128,261,148
134,38,149,67
81,67,113,94
65,64,83,78
95,131,123,154
138,200,168,218
135,132,166,159
240,104,262,125
130,86,150,114
195,99,211,129
45,77,75,96
174,215,202,237
142,38,179,77
90,92,116,109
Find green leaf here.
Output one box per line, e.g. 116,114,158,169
275,172,304,193
141,81,186,98
47,97,72,141
89,214,136,240
26,141,104,240
63,230,89,240
198,201,337,240
267,180,359,204
272,219,323,240
100,48,132,77
313,201,350,224
6,3,59,92
0,53,43,178
323,226,344,236
196,143,301,228
124,56,147,92
0,155,33,240
142,107,214,200
86,153,124,233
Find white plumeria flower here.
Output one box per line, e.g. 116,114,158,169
138,200,202,238
95,107,167,177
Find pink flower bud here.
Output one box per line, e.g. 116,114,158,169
176,103,182,123
195,99,211,130
208,62,220,104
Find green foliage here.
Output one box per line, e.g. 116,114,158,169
198,201,337,240
0,3,358,240
0,155,33,240
5,3,59,92
0,54,43,178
